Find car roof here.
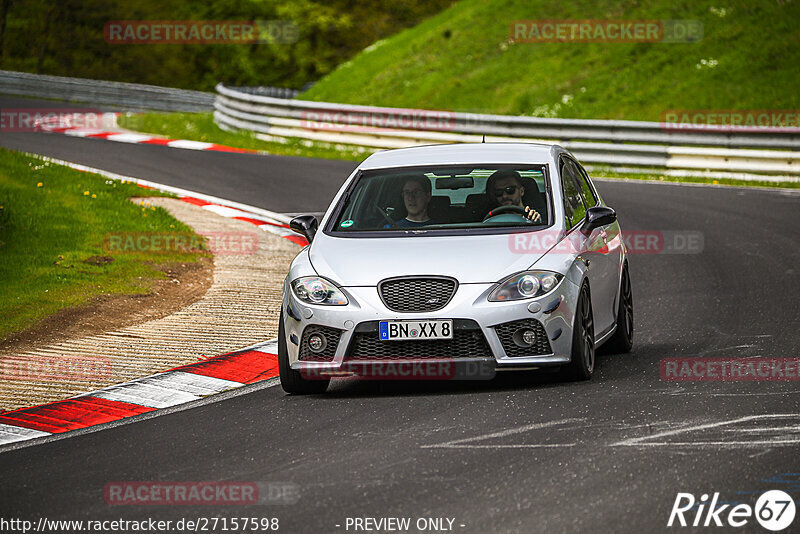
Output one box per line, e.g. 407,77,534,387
358,142,566,170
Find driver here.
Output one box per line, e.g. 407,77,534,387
485,170,542,223
393,175,435,227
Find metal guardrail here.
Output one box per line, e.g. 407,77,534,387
0,70,217,112
228,85,300,99
214,83,800,177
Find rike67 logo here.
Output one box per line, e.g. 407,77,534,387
668,491,796,531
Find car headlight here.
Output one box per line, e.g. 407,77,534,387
291,276,348,305
488,271,563,302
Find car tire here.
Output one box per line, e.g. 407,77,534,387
562,282,595,381
603,264,634,354
278,315,329,394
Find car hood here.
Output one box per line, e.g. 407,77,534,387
309,233,548,286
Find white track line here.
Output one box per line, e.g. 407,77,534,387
26,153,294,225
592,175,800,192
63,128,109,137
612,414,800,447
422,418,584,449
83,371,244,409
588,165,800,184
166,140,215,150
0,424,51,445
105,133,154,143
253,339,279,353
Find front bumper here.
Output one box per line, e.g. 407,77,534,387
282,276,581,375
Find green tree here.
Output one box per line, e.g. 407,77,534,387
1,0,451,89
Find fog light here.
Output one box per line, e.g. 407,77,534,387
308,333,326,353
522,329,536,345
512,328,537,348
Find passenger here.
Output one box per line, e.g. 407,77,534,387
485,170,542,223
394,176,434,227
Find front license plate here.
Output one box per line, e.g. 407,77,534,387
379,320,453,341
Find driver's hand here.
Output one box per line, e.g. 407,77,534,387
524,206,542,223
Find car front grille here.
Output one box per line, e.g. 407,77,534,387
345,320,491,360
494,319,552,357
298,325,343,362
378,277,457,313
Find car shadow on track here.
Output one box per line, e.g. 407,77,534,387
316,346,659,398
323,367,585,398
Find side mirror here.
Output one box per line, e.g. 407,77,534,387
290,215,319,244
580,206,616,235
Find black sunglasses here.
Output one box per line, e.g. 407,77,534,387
493,185,518,197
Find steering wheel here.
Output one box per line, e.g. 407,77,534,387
483,205,527,222
374,203,396,225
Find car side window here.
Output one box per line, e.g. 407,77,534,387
560,160,586,229
570,161,598,207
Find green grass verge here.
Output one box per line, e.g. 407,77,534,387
118,112,369,162
591,169,799,189
0,149,206,341
302,0,800,120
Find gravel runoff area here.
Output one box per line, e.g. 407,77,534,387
0,197,297,411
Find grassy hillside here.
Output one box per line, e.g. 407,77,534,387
302,0,800,121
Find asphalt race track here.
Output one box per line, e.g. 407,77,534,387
0,96,357,214
2,98,800,532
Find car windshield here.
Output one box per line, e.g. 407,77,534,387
329,164,550,235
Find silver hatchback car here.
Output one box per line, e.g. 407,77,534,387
279,143,633,394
